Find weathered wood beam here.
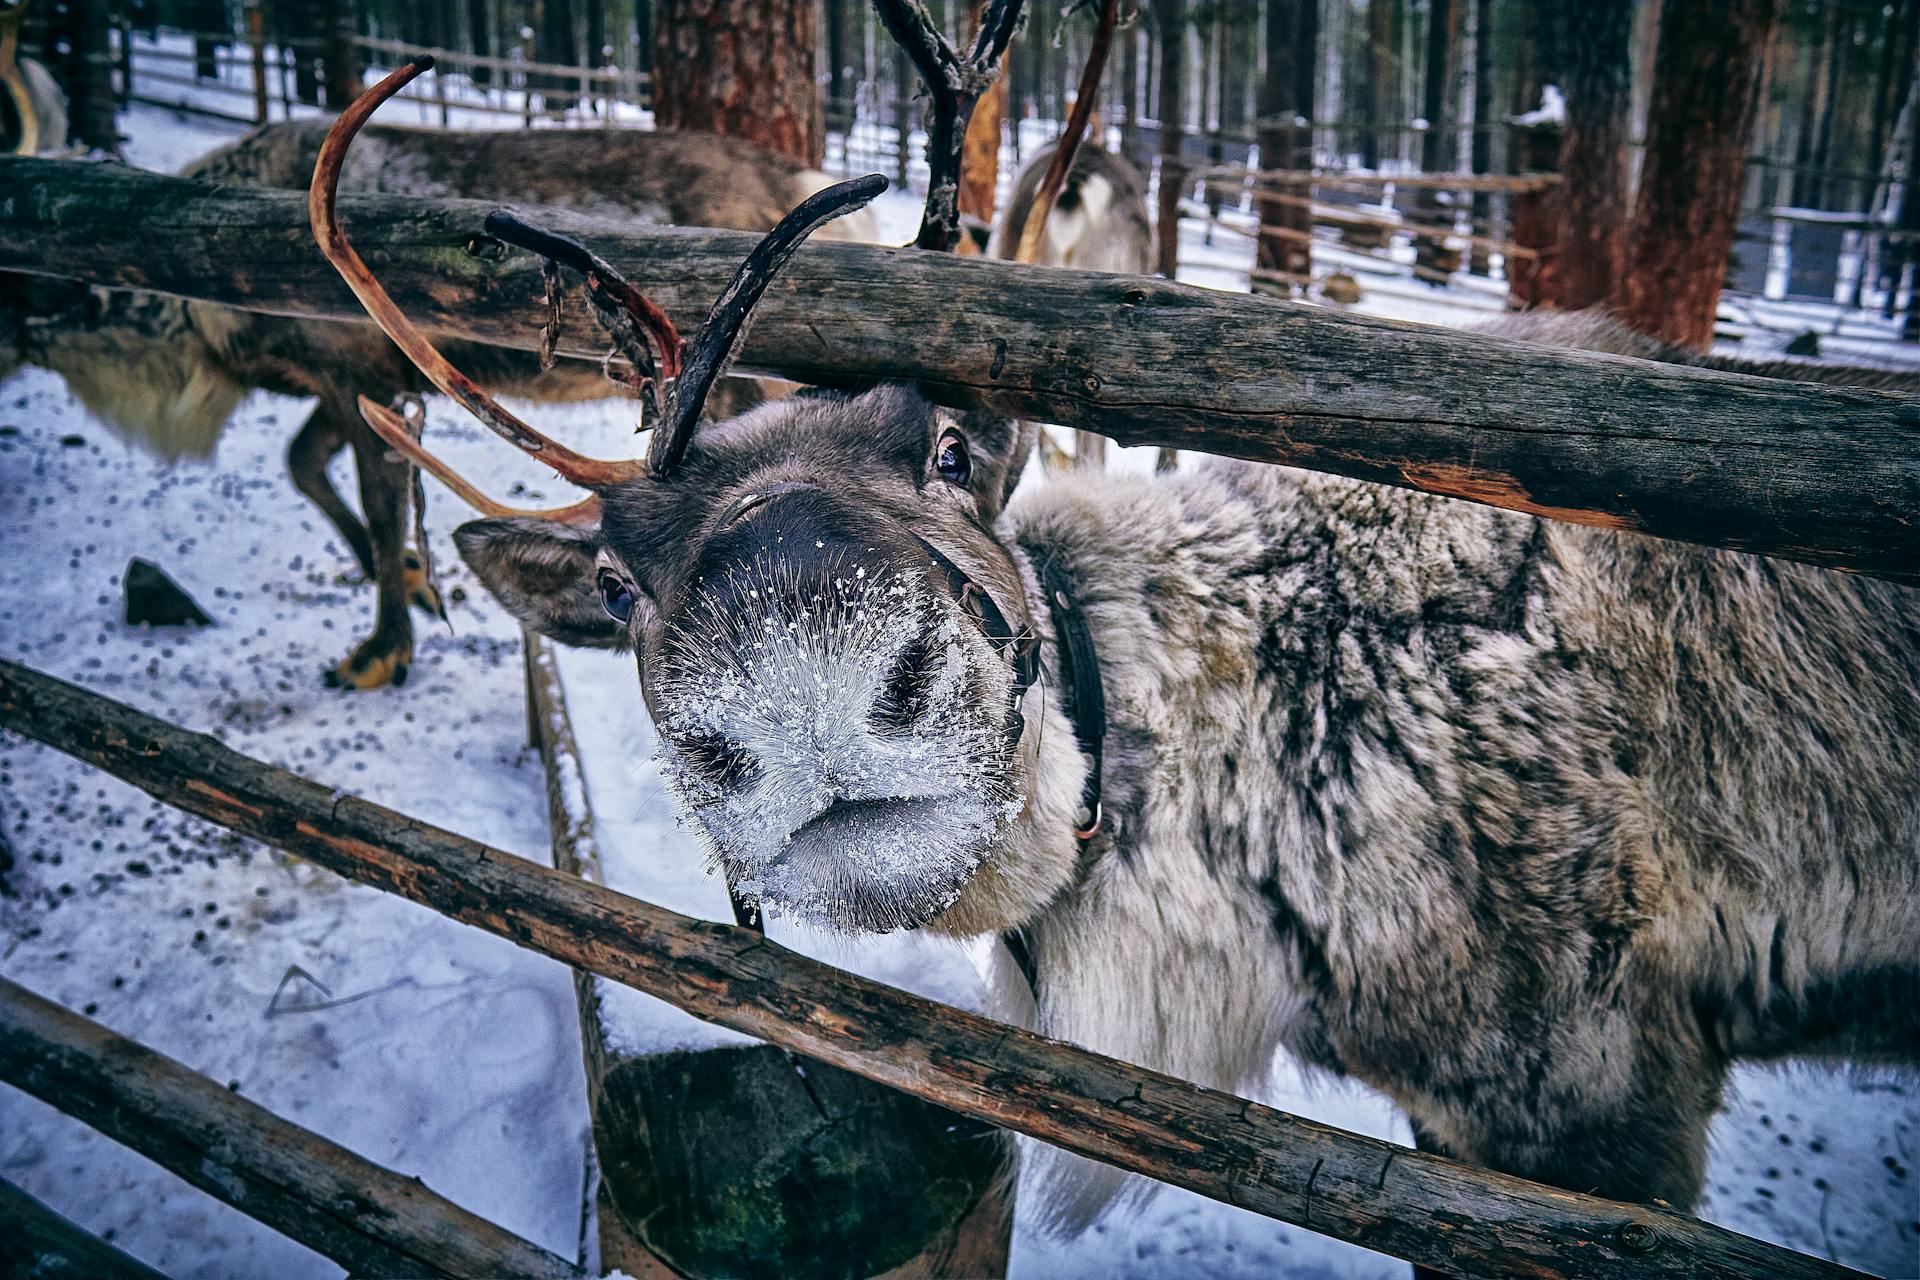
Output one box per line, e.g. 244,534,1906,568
523,634,1014,1279
0,972,583,1280
0,158,1913,583
0,1177,172,1280
0,658,1869,1280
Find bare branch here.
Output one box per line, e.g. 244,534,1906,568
873,0,1029,251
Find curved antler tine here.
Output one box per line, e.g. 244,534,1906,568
309,57,644,490
649,173,890,477
359,396,602,526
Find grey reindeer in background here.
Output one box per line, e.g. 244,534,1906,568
318,63,1919,1235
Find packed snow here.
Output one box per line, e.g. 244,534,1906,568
1,91,1914,1280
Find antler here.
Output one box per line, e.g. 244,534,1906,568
482,209,685,427
358,397,602,525
648,173,889,477
873,0,1028,251
314,56,887,509
309,56,645,491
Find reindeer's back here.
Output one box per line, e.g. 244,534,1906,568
185,120,839,235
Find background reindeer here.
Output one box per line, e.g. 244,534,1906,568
312,62,1920,1237
0,116,874,688
989,138,1151,275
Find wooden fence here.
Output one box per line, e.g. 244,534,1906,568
2,157,1912,584
0,658,1873,1280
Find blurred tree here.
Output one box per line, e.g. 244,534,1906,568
1152,0,1186,276
1618,0,1779,349
1542,0,1633,308
651,0,822,165
1254,0,1316,293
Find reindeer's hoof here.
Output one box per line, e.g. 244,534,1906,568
324,643,411,690
402,549,443,617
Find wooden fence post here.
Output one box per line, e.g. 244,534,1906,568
524,636,1014,1279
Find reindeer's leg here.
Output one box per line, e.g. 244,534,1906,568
324,416,414,690
287,403,374,578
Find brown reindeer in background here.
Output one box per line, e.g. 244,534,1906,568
1,113,874,688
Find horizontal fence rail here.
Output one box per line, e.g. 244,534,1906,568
0,972,582,1279
0,658,1871,1280
0,158,1913,583
0,1176,170,1280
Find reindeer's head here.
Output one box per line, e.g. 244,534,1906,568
314,60,1073,935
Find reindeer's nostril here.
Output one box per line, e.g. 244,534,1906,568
676,731,760,790
872,632,941,734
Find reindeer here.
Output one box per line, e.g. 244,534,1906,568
313,60,1920,1237
0,114,873,688
989,138,1156,472
988,137,1151,274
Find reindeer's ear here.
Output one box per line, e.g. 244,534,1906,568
453,518,629,649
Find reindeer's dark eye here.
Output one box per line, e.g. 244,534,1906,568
935,430,972,486
598,569,636,624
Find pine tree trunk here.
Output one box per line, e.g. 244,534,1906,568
63,0,118,151
1792,1,1839,209
651,0,822,165
1152,0,1186,278
1255,0,1315,294
1617,0,1778,350
320,0,359,108
1364,0,1395,168
467,0,491,89
1546,0,1632,308
1413,0,1460,282
536,0,576,112
1468,0,1494,274
960,1,1009,226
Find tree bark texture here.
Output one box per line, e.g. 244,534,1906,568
651,0,822,167
1538,0,1633,310
1617,0,1779,350
0,659,1872,1280
1255,0,1315,291
523,636,1014,1280
1151,0,1184,277
0,1178,170,1280
0,159,1914,582
1414,0,1460,282
0,973,582,1280
61,0,118,151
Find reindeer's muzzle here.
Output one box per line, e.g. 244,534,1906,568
651,484,1029,932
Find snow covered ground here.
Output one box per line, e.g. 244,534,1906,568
2,100,1916,1280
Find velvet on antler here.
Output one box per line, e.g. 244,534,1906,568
872,0,1028,252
